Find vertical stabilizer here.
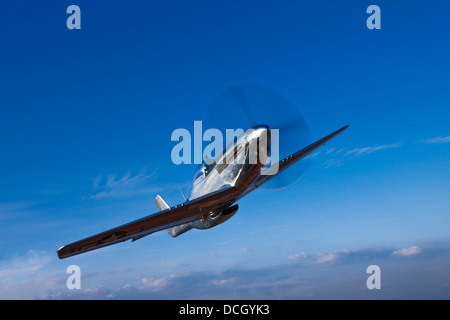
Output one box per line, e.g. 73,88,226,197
155,195,189,237
155,195,170,211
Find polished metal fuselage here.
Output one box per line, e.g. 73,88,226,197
168,126,270,237
189,125,270,201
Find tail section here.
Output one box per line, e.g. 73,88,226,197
155,195,189,238
156,195,238,238
155,195,170,211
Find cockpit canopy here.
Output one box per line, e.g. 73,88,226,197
192,162,211,185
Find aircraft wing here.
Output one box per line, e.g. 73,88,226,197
57,186,238,259
254,125,349,188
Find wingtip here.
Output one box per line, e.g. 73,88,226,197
56,247,65,259
335,124,349,134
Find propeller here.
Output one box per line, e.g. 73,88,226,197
205,84,311,190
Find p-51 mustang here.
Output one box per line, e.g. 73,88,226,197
57,124,348,259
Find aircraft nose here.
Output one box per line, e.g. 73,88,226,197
252,124,271,141
251,124,271,142
249,125,271,160
251,124,270,130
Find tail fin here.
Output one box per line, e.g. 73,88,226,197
155,195,188,237
155,195,170,211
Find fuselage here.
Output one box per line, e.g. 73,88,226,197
168,125,271,237
189,125,271,201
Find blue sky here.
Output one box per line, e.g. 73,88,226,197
0,0,449,299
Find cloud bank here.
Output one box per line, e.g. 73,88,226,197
2,243,450,300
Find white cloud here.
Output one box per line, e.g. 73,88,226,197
139,274,176,292
289,250,355,264
0,250,58,300
213,277,238,286
423,136,450,144
0,250,51,283
87,169,190,200
316,141,402,169
304,151,321,160
345,143,401,157
322,159,344,169
392,246,422,257
1,243,447,299
89,170,157,199
288,252,307,261
314,249,350,264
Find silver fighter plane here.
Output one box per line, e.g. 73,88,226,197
57,124,348,259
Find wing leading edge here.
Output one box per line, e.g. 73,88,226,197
57,186,238,259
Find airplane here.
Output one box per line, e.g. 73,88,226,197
57,124,348,259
